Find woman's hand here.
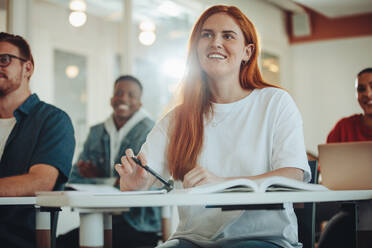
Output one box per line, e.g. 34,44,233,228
114,149,151,191
183,165,225,188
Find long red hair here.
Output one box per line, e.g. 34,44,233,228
167,5,278,180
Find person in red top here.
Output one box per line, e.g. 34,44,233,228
327,68,372,142
318,68,372,248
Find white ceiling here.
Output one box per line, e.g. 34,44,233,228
46,0,202,22
293,0,372,17
45,0,372,20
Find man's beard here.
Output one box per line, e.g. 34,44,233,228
0,73,23,97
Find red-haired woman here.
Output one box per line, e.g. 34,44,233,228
116,5,310,248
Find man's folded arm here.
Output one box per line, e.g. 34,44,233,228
0,163,59,197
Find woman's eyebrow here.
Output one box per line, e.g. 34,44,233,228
201,29,238,35
221,30,238,35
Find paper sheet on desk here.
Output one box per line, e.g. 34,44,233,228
36,188,167,196
92,189,168,196
66,184,167,195
37,183,167,196
66,183,121,193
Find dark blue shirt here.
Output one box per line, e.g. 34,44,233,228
0,94,75,248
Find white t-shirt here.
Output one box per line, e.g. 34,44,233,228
0,117,16,159
141,88,310,248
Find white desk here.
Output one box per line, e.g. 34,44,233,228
0,197,52,248
0,196,36,205
36,190,372,248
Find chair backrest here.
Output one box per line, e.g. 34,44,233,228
295,160,318,248
308,160,318,184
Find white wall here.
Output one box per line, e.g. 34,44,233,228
30,0,120,126
291,36,372,155
0,9,6,32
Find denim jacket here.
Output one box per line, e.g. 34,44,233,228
69,115,161,233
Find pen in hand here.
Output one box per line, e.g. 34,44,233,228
131,157,174,192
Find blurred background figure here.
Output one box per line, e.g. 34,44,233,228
327,68,372,142
58,75,161,248
317,68,372,248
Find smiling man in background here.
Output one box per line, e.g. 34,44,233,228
58,75,161,248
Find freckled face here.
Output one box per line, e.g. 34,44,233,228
197,13,251,80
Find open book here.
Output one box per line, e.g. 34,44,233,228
186,176,328,194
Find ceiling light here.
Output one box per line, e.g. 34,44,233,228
268,64,279,73
139,31,156,46
69,0,87,12
65,65,80,78
69,11,87,27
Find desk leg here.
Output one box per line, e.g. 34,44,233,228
104,214,112,248
35,208,51,248
79,213,104,248
161,206,171,242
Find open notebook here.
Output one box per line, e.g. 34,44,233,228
186,176,328,194
38,177,328,196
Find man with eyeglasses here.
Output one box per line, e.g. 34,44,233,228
316,68,372,248
0,32,75,248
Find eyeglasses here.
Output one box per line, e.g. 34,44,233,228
0,54,27,67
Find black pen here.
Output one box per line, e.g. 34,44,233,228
131,157,174,192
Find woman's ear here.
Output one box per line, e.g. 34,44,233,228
243,43,255,63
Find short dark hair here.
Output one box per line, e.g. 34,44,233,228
358,68,372,77
114,75,143,92
0,32,34,66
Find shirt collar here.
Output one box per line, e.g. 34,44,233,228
104,115,116,134
104,108,149,134
14,94,40,120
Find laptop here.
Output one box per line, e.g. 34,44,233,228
318,141,372,190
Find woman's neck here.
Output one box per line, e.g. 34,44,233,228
207,76,251,103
